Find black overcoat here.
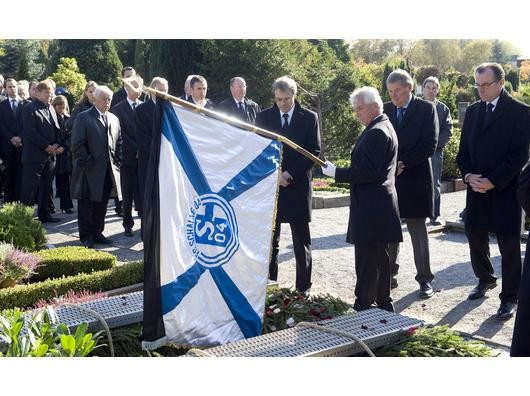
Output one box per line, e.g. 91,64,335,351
335,114,403,245
383,96,438,218
111,99,142,167
255,101,321,223
216,97,261,124
456,89,530,234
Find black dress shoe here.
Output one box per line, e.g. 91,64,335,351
468,281,497,300
81,239,94,248
39,216,61,223
391,277,398,289
124,228,133,237
495,301,516,321
94,235,113,245
429,217,442,226
419,281,434,299
62,209,74,214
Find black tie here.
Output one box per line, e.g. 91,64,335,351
11,99,17,113
282,113,289,131
101,114,108,130
397,107,405,126
132,102,137,111
484,102,494,126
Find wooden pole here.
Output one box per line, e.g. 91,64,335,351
137,84,325,167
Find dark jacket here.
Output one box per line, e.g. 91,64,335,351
383,95,438,218
111,99,142,167
335,114,403,245
187,96,215,110
0,97,25,158
21,99,59,164
255,101,321,223
54,113,72,175
70,107,122,201
434,99,452,152
456,89,530,234
65,100,92,131
216,97,261,124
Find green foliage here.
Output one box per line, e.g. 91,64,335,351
0,202,46,251
262,287,353,334
353,61,384,91
0,261,143,311
49,57,87,103
49,40,123,90
513,83,530,105
0,308,103,357
377,325,493,357
32,246,116,283
16,51,31,81
504,64,519,91
0,243,41,287
442,126,462,180
0,40,46,80
415,65,440,86
313,178,349,193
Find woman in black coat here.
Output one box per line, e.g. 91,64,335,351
52,95,73,213
65,81,98,131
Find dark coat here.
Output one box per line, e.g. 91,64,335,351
111,99,142,167
0,97,25,158
54,113,72,175
135,99,155,207
335,114,403,245
70,107,122,201
187,96,216,110
456,89,530,234
111,88,127,109
216,97,261,124
255,101,321,223
20,99,59,164
383,96,438,218
65,101,92,131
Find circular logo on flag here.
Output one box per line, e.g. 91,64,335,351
187,194,239,268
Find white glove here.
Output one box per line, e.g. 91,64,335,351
321,160,336,178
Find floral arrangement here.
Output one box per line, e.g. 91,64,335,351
262,287,353,334
0,242,42,288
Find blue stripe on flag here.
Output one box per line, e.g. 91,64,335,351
161,102,212,195
209,267,262,338
161,262,207,315
217,141,281,202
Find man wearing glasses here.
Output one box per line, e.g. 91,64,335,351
457,62,530,321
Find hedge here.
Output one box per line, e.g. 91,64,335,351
32,246,116,282
0,203,46,251
0,261,143,311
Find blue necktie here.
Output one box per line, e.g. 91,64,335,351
282,113,289,131
484,102,494,126
397,107,405,126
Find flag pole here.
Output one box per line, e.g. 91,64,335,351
136,84,325,167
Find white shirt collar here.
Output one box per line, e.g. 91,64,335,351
281,103,295,122
487,96,500,110
127,97,138,108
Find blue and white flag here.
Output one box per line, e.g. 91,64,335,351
142,100,281,348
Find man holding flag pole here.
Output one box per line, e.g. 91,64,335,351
138,77,323,348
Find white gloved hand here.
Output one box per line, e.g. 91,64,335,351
321,160,336,178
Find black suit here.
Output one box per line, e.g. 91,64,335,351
187,96,215,110
111,99,142,230
20,99,59,220
335,114,402,311
55,113,73,210
216,97,261,124
0,97,26,202
71,107,122,244
255,101,321,292
457,89,530,304
384,96,438,285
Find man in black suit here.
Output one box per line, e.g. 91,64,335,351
422,76,452,225
179,75,194,101
457,62,530,321
111,66,136,109
135,76,169,224
322,87,402,312
20,80,61,223
384,69,438,299
111,77,143,237
187,75,215,110
216,77,261,124
0,78,26,202
255,76,321,294
71,86,122,248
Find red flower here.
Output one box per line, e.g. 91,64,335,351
283,298,291,306
406,327,418,336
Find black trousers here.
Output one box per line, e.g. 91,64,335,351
270,220,312,293
77,168,112,242
465,228,521,303
353,243,393,312
511,240,530,356
20,159,55,220
55,173,73,210
120,162,139,229
2,146,22,203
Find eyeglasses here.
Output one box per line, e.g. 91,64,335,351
474,80,498,89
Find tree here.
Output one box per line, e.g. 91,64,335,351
520,60,530,84
415,66,440,87
16,51,31,81
49,40,123,90
350,40,401,64
457,40,493,74
49,57,87,103
0,40,46,79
